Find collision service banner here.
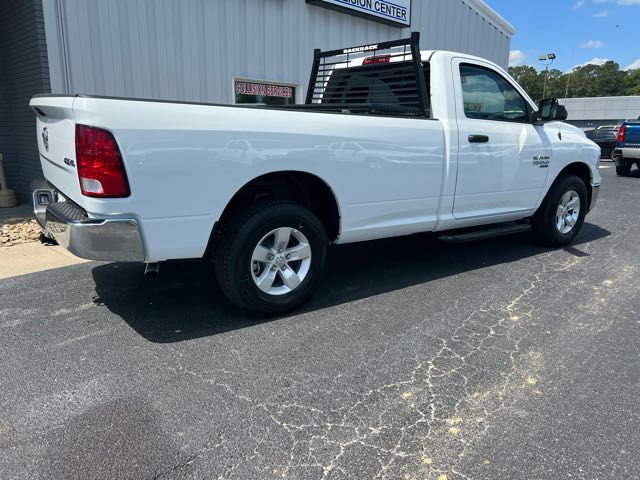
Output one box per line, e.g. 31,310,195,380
306,0,411,27
235,81,294,99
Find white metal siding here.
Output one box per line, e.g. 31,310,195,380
42,0,512,104
560,96,640,122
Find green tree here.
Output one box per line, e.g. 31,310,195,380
594,61,625,97
508,65,543,101
543,68,566,99
509,61,639,102
622,68,640,95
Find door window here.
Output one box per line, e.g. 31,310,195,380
459,64,528,123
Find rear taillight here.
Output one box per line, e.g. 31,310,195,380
75,124,130,197
617,126,625,143
363,54,391,65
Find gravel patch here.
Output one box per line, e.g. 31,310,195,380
0,219,41,247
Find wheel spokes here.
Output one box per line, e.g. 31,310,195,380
250,227,312,296
566,195,579,210
252,245,273,263
274,227,292,250
285,243,311,261
279,266,302,290
256,267,277,292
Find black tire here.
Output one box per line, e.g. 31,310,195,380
214,200,327,316
616,161,631,176
532,175,588,247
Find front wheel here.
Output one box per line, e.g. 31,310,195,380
214,201,327,316
532,175,587,247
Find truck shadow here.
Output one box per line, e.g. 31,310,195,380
91,222,610,343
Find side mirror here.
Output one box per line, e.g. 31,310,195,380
534,98,568,123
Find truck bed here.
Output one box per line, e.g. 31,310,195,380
30,93,445,261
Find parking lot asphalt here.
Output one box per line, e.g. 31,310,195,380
1,165,639,480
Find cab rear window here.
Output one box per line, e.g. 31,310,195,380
322,61,430,114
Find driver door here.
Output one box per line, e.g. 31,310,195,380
452,59,552,220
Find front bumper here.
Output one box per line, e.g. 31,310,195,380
589,183,600,212
33,193,144,262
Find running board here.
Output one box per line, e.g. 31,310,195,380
437,223,531,244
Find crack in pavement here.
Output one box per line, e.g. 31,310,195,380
155,249,605,479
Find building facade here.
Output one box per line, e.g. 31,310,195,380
1,0,514,201
560,96,640,130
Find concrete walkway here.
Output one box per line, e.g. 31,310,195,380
0,242,88,280
0,203,88,279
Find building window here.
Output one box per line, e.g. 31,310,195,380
234,79,297,105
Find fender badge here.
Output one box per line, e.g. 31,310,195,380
533,155,550,168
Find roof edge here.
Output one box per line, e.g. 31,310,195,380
560,95,640,101
463,0,515,37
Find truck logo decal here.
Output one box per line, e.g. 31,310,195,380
343,44,378,54
533,155,550,168
42,127,49,152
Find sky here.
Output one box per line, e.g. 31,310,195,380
485,0,640,72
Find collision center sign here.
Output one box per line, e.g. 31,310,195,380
235,81,294,99
307,0,411,27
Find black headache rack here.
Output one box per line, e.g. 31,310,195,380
282,32,430,118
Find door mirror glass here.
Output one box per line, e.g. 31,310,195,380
535,98,568,123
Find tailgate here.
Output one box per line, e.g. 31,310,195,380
623,123,640,145
29,96,86,207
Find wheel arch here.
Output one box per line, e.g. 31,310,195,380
210,171,341,253
540,162,593,212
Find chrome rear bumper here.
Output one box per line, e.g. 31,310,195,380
33,193,144,261
615,148,640,160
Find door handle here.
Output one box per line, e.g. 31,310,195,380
468,135,489,143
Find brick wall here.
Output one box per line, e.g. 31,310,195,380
0,0,51,202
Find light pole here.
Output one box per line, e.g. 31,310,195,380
539,53,556,99
565,70,572,98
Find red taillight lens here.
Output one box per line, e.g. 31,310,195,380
617,126,625,142
75,124,130,197
363,55,391,65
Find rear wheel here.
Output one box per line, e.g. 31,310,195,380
532,175,587,247
616,161,631,176
214,201,327,315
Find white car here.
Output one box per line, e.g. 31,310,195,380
30,33,601,315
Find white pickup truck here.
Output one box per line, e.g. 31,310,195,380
30,34,601,315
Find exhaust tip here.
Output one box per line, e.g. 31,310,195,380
144,262,160,279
